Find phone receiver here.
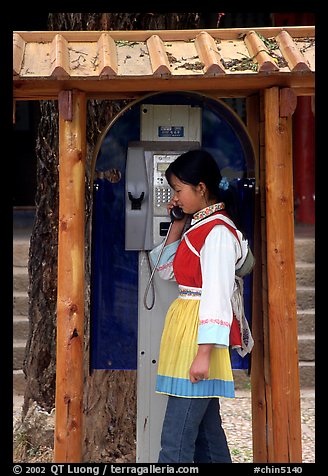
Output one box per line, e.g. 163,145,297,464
170,206,185,221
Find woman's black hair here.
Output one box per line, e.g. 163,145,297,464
165,148,240,226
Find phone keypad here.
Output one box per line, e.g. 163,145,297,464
155,186,172,208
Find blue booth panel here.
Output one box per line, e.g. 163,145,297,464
90,177,139,370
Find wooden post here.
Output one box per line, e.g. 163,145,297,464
54,90,86,462
263,87,302,462
247,94,271,462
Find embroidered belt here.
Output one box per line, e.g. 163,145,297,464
179,285,202,300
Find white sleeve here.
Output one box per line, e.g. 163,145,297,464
198,225,239,347
149,240,180,281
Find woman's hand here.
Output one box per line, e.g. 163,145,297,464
167,199,188,223
189,344,213,383
164,199,189,245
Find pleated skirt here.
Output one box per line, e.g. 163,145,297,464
156,294,235,399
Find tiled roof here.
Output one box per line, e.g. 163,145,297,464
13,27,315,99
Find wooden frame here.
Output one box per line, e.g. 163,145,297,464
55,90,86,462
13,26,315,463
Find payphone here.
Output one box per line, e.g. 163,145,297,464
125,142,198,251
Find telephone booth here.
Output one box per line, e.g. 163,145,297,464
90,91,256,460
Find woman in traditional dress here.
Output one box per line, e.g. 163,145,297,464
150,149,252,463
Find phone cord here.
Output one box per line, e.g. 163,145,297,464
143,222,173,311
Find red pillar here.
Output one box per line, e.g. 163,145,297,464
292,98,315,224
273,13,315,224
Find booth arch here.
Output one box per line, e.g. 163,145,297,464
91,91,257,178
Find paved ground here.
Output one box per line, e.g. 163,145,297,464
13,388,315,464
220,388,315,463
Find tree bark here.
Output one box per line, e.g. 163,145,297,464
24,99,59,414
23,12,212,462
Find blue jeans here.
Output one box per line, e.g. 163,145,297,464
158,396,232,463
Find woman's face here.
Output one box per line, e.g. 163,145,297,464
169,174,207,215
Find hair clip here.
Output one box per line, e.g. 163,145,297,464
219,176,229,191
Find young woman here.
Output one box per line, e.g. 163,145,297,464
150,149,252,463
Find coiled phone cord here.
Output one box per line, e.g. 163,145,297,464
143,222,173,311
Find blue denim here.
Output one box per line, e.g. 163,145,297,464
158,396,232,463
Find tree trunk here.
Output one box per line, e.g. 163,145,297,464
23,99,59,414
23,12,215,462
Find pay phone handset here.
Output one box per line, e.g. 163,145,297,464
170,206,185,221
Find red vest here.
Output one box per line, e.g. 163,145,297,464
173,212,242,347
173,211,240,284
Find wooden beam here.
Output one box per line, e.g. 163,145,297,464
14,26,315,43
259,90,275,462
250,190,270,462
279,88,297,117
263,87,302,462
58,90,73,121
54,89,86,463
246,94,268,462
13,74,315,101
